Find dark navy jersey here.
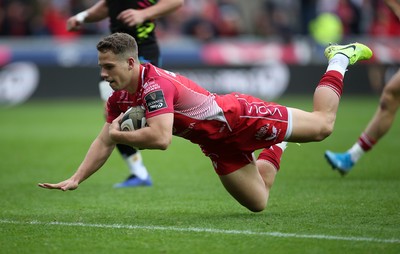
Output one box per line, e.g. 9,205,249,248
106,0,158,46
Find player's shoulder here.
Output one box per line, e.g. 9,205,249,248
143,63,178,79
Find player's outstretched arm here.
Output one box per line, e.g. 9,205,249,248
38,123,116,191
66,0,109,31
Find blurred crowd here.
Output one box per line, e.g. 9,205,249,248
0,0,399,42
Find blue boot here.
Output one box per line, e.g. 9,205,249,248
324,150,354,175
114,175,152,188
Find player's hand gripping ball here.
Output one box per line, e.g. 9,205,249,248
120,106,147,131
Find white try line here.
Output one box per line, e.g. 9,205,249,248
1,219,399,244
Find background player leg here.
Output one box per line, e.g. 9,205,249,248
325,69,400,174
113,144,152,188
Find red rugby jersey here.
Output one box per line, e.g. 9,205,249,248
106,63,288,151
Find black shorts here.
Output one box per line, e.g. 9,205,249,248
138,43,161,67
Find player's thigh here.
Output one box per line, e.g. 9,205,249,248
287,107,326,142
219,163,267,211
385,69,400,95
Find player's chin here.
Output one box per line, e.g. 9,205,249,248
109,82,116,90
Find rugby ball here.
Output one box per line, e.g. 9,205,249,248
120,106,147,131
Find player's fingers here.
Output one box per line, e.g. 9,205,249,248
121,16,134,25
38,183,60,189
117,10,129,20
66,18,79,31
127,20,137,27
118,10,139,25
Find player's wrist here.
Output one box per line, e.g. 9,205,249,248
76,11,89,23
139,9,151,22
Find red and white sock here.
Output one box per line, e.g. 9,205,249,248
317,54,350,97
358,132,377,151
258,142,287,170
348,132,377,162
317,70,344,98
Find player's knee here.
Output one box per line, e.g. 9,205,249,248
380,87,400,112
313,120,334,141
246,201,267,213
320,124,334,140
310,113,335,141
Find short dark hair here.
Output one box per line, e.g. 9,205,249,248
96,32,138,59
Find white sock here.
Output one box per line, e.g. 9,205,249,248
326,54,349,76
125,152,149,180
275,141,288,151
347,143,365,163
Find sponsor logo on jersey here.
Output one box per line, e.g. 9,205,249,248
255,124,281,141
246,104,283,117
255,124,270,140
237,97,284,118
144,90,167,112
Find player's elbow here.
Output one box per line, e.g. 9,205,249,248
154,136,172,150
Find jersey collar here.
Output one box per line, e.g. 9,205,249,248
138,64,145,90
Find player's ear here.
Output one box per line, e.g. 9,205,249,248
127,57,135,70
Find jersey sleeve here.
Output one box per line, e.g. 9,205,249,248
106,92,121,123
142,76,176,119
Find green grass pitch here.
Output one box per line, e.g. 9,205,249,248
0,96,399,253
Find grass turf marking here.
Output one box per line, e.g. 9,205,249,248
1,219,399,244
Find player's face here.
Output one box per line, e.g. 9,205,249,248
98,50,133,92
